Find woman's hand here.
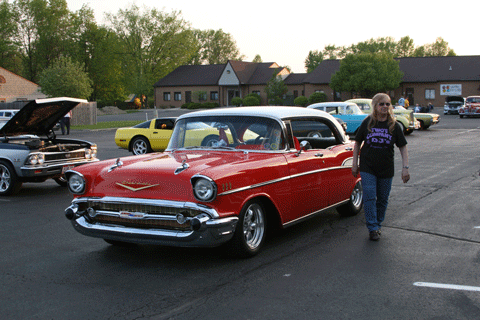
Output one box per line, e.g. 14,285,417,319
402,168,410,183
352,163,359,177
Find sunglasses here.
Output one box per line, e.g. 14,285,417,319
378,102,391,107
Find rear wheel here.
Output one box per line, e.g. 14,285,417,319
131,137,151,155
201,134,220,147
0,160,22,196
229,200,266,257
337,181,363,217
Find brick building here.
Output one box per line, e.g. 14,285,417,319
0,67,46,103
154,55,480,109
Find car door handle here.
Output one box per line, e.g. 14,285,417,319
153,131,158,134
315,153,324,157
345,147,353,151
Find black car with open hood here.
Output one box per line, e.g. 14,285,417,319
0,97,99,195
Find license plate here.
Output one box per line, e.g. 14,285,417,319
62,165,74,174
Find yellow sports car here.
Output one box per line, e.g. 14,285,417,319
115,117,259,155
115,118,176,155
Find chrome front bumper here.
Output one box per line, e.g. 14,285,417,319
66,197,238,247
21,158,99,177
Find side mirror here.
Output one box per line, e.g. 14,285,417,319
296,140,311,156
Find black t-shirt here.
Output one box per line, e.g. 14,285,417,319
354,117,407,178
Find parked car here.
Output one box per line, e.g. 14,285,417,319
65,107,363,257
459,96,480,118
115,117,176,155
444,96,465,115
0,109,18,129
393,106,440,130
346,98,419,134
0,98,99,195
307,102,368,135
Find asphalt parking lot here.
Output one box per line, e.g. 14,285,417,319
2,111,480,319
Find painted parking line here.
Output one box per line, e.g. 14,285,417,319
0,199,10,202
414,282,480,292
474,226,480,229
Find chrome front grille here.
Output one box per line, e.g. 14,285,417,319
73,197,217,232
85,201,202,217
45,150,85,162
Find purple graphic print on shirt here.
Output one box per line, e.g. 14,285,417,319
365,128,392,148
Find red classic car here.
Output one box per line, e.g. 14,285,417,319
459,96,480,118
65,107,363,257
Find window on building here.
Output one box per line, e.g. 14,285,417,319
163,92,171,101
293,90,298,98
425,89,435,100
174,92,182,101
252,91,261,96
198,92,207,101
210,91,219,101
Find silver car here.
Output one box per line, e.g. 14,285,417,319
0,98,99,195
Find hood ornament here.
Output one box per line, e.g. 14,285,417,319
175,160,189,175
108,158,123,172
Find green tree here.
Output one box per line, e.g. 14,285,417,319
304,50,323,73
190,29,244,65
396,36,415,57
330,52,403,98
108,5,197,98
243,93,261,106
15,0,73,82
0,0,21,73
265,71,287,105
38,55,93,99
252,54,262,63
231,97,242,106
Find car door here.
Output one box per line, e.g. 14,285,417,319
148,119,174,150
284,118,339,221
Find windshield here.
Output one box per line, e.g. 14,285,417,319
168,116,285,151
466,97,480,103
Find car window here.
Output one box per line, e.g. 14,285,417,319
133,120,152,129
290,119,341,150
168,116,285,151
154,119,174,130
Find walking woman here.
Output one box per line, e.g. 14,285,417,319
352,93,410,241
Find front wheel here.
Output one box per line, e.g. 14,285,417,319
229,200,266,257
337,181,363,217
0,160,22,196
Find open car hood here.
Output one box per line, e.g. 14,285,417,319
0,97,87,137
445,96,464,103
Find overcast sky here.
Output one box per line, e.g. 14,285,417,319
66,0,478,73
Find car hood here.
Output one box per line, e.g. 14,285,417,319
0,97,87,137
77,150,286,201
445,96,464,103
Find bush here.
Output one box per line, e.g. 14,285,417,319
181,102,219,109
294,96,309,107
243,96,261,106
309,92,327,104
231,97,243,106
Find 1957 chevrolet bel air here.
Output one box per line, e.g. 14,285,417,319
64,107,363,257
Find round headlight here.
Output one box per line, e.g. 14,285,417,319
67,172,86,194
28,154,38,165
37,154,45,164
85,149,91,159
193,177,217,202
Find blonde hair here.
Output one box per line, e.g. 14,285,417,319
368,93,396,133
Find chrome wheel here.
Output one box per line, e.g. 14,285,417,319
243,203,265,250
350,181,363,211
0,161,22,195
0,163,12,193
132,137,150,155
229,200,267,257
337,181,363,217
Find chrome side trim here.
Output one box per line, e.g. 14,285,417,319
72,196,220,218
282,199,350,228
218,165,351,196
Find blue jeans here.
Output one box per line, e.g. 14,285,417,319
360,172,393,232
